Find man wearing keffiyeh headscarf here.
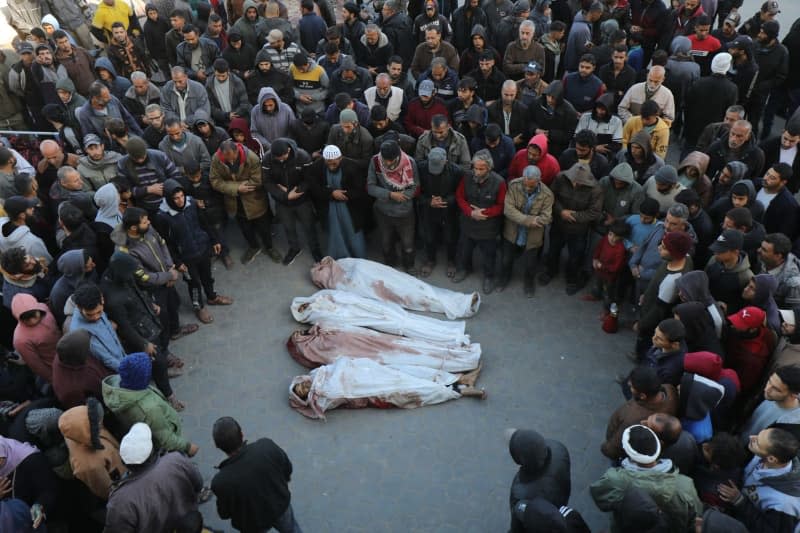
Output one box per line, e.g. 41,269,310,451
367,140,420,275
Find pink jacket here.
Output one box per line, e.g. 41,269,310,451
12,293,61,382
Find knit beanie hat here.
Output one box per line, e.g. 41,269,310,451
711,52,732,74
126,137,148,160
119,353,153,390
25,408,64,445
380,140,401,160
654,165,678,185
339,109,358,124
662,231,692,258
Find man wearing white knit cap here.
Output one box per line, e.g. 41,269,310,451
684,51,740,149
590,424,702,531
105,423,205,532
308,144,369,259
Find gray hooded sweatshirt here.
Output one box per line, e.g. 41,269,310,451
250,87,295,148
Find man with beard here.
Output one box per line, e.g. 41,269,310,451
447,78,487,133
364,73,405,123
231,0,266,50
712,10,741,49
192,112,231,156
672,0,706,36
341,2,365,46
576,93,623,156
0,198,52,263
309,145,368,259
403,80,449,138
413,0,452,44
468,51,506,104
159,117,213,175
503,20,545,80
759,233,800,308
451,0,488,53
30,44,68,107
751,20,789,140
598,45,636,114
0,247,51,310
329,57,371,102
618,66,675,125
205,58,251,130
756,162,798,241
760,122,800,193
528,81,579,158
683,54,738,150
327,109,374,169
355,24,394,77
562,54,607,114
629,0,672,65
77,134,123,191
493,0,531,57
411,27,459,80
160,66,212,128
380,0,414,68
245,50,293,107
142,104,167,148
707,119,766,180
107,22,149,79
368,140,420,274
416,114,472,170
7,42,46,130
515,61,548,107
453,149,506,293
165,9,188,68
488,80,529,148
52,30,95,97
386,56,415,96
727,35,759,111
122,72,161,129
176,25,219,83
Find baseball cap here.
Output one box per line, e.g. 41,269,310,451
728,35,752,50
83,133,102,147
728,306,766,330
762,0,779,15
525,61,543,74
3,196,37,219
427,147,447,175
418,79,435,97
16,41,33,54
723,11,741,27
709,228,744,253
485,123,502,141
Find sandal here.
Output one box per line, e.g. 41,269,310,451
207,295,234,305
167,353,185,368
446,262,457,277
195,307,214,324
170,323,199,340
197,486,213,504
168,395,186,411
420,262,434,277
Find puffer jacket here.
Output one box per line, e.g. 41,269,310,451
508,429,571,533
550,163,604,236
158,179,213,263
58,405,127,500
502,179,554,249
262,139,313,207
209,143,267,219
102,374,191,453
250,86,294,148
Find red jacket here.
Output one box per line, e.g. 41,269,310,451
403,96,450,138
455,177,506,218
592,236,626,282
507,134,561,185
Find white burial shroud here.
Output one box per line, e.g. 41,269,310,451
290,290,469,344
289,357,462,419
310,257,481,319
287,323,481,372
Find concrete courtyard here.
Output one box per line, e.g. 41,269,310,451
168,225,635,532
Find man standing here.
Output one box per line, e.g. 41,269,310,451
541,162,603,295
107,22,149,79
757,162,798,241
403,81,449,139
289,52,329,117
368,140,420,274
759,233,800,308
117,136,183,215
707,120,766,180
176,25,219,82
488,80,528,148
751,20,789,139
618,66,675,125
705,228,753,313
502,21,545,80
52,30,96,97
159,117,213,174
411,27,459,79
562,54,607,114
210,139,282,264
415,114,472,170
211,416,302,533
500,165,553,297
123,72,162,129
684,53,739,150
453,150,506,294
760,123,800,193
564,2,604,72
205,58,252,129
160,66,212,128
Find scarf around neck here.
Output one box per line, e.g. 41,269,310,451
378,151,415,190
0,437,38,478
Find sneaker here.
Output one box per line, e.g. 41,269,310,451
263,247,283,263
538,272,552,286
482,276,495,294
452,270,468,283
240,247,261,265
282,248,302,265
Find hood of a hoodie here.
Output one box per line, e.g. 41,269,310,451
94,57,119,78
683,349,723,381
257,86,283,113
671,35,692,55
470,24,488,42
509,429,550,474
726,160,749,184
41,14,61,31
255,47,272,65
103,251,141,285
57,249,87,286
678,151,710,177
728,170,755,202
679,373,724,420
629,130,654,161
2,223,37,250
228,116,254,142
676,270,715,306
527,133,550,158
56,77,76,94
592,92,615,123
163,178,185,211
542,80,564,106
101,374,150,411
57,405,94,447
609,162,634,184
94,183,121,225
752,273,777,307
701,508,748,533
10,292,49,321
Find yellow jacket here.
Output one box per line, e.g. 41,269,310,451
622,116,670,160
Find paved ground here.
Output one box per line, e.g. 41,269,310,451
166,222,634,532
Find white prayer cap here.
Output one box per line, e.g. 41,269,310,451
621,424,661,464
323,145,342,160
120,423,153,465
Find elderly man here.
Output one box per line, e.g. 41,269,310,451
123,72,162,129
160,66,212,128
327,109,374,168
159,117,212,175
35,139,80,199
364,73,405,122
416,114,472,171
500,165,553,297
368,140,420,274
355,23,394,76
380,0,415,68
617,65,675,125
176,24,219,82
411,27,459,79
78,81,143,147
541,162,603,295
503,20,545,80
707,119,766,180
453,150,506,293
210,139,282,264
48,166,96,220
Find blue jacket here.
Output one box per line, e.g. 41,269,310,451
77,95,143,147
94,57,132,101
298,12,327,52
157,179,214,264
69,312,126,371
643,342,687,387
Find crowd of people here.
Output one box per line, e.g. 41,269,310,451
0,0,798,529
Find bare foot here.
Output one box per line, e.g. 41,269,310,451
458,362,483,387
459,386,487,399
